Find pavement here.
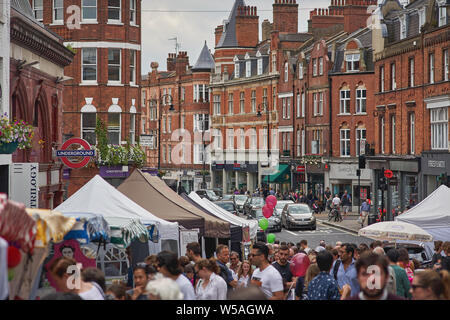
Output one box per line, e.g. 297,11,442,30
315,211,363,235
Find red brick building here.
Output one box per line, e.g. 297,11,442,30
8,0,74,208
31,0,142,196
369,0,449,218
142,43,214,192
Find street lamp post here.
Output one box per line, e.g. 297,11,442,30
201,116,207,189
291,63,297,192
257,102,270,192
156,94,174,172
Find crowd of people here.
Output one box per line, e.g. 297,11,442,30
41,239,450,301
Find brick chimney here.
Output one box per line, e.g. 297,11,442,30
273,0,298,34
215,25,224,47
235,5,259,47
262,19,273,42
343,0,377,34
167,53,176,72
175,51,189,75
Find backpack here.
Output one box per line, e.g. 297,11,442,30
387,266,397,295
333,260,341,281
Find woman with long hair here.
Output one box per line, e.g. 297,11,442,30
397,248,414,284
236,260,253,288
411,270,450,300
195,258,227,300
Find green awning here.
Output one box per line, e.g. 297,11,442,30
263,164,291,183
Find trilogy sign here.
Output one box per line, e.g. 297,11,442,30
57,138,95,169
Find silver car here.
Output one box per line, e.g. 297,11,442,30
233,194,249,214
273,200,294,217
281,204,316,230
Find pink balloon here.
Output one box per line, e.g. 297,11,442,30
289,253,311,277
266,195,277,208
262,205,273,219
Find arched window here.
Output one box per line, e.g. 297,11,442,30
284,62,289,82
108,100,122,145
340,123,350,157
81,99,97,145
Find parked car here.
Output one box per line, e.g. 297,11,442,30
195,189,220,201
248,208,281,233
248,208,267,242
273,200,294,217
382,243,433,268
212,188,223,199
243,197,265,216
221,194,234,201
233,194,249,214
281,204,316,230
214,201,237,215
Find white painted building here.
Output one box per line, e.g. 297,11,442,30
0,0,11,195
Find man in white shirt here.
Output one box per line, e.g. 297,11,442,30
250,242,284,300
157,251,196,300
332,194,341,208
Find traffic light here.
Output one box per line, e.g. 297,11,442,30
378,176,387,191
358,155,366,169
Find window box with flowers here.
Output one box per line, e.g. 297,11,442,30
0,113,34,154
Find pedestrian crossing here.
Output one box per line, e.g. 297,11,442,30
282,225,337,236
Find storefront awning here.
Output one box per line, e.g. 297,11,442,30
263,164,291,183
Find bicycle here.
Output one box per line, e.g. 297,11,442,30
329,205,343,222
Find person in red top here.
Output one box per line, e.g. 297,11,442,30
346,252,404,300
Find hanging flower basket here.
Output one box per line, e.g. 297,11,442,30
0,141,19,154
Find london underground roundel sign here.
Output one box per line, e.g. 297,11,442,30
384,169,393,179
57,138,95,169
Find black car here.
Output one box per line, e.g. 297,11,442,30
195,189,220,201
281,204,316,230
214,201,237,215
243,197,265,216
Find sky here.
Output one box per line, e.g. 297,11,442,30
141,0,333,75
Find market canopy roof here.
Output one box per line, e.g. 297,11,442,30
118,170,230,238
263,164,290,183
55,175,179,247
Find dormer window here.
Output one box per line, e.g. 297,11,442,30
418,7,426,32
439,4,447,27
257,58,263,75
235,62,240,78
299,62,303,79
246,60,251,78
284,62,289,82
400,15,407,40
345,53,360,72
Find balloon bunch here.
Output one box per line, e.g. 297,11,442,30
259,195,278,244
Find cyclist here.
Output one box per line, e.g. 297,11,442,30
330,194,342,222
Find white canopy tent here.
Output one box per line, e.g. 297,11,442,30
55,175,180,254
396,185,450,255
188,192,258,240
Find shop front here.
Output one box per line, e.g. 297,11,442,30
419,151,450,200
329,161,372,212
211,162,258,194
263,163,291,193
368,157,419,221
305,162,328,203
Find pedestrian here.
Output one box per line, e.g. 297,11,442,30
157,251,196,300
440,242,450,272
340,190,352,217
346,252,404,300
331,249,339,262
410,269,450,300
144,254,159,270
49,257,105,300
146,277,184,300
397,247,415,283
331,243,360,296
227,251,242,280
324,187,332,212
127,264,151,300
360,198,371,227
215,244,237,289
307,190,314,207
184,264,195,286
385,248,412,299
186,242,202,286
272,245,296,298
81,267,107,293
299,263,320,300
308,250,318,264
195,258,228,300
431,241,443,268
105,283,129,300
306,250,341,300
358,243,369,253
237,260,252,288
250,242,284,300
227,286,268,300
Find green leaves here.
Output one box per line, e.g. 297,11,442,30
0,114,35,149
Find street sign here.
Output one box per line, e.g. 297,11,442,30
57,138,95,169
140,134,154,148
384,169,393,179
296,165,305,173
